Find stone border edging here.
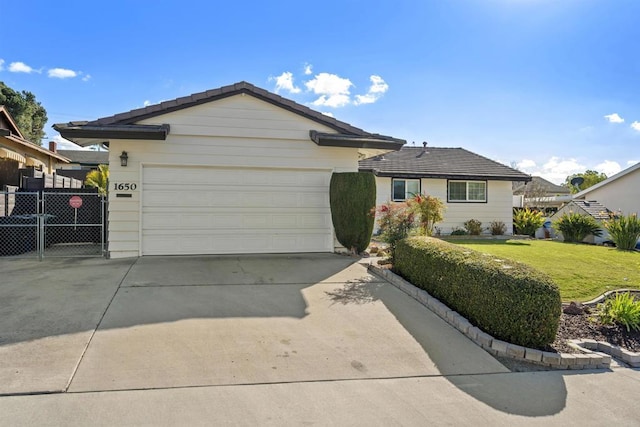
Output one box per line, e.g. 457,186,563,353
367,264,616,370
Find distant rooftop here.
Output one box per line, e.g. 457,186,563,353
57,150,108,165
359,146,531,181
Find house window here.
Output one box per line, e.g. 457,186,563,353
392,178,420,201
448,180,487,202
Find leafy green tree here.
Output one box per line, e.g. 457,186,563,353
0,81,48,145
564,170,608,194
85,164,109,196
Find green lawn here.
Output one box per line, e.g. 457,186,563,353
445,239,640,302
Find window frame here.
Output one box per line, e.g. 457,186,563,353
447,180,487,203
391,178,421,201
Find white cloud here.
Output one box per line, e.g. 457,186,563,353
305,73,353,108
594,160,622,177
354,75,389,105
304,63,313,75
604,113,624,123
517,159,537,169
0,59,4,71
628,160,639,167
272,71,301,94
143,100,151,107
321,111,334,118
48,68,78,79
82,74,91,82
9,61,37,73
516,156,586,184
631,121,640,132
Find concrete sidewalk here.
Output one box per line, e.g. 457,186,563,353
1,369,639,426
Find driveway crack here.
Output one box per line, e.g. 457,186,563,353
64,258,139,392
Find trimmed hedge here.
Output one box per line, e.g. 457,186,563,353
395,237,561,348
329,172,376,253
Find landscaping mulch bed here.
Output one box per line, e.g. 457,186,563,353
548,304,640,354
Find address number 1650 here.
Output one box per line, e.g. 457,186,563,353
113,183,137,191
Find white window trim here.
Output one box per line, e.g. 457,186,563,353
392,178,421,201
448,180,487,203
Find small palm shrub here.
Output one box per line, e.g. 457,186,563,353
85,164,109,196
604,214,640,251
553,212,602,243
513,208,545,236
489,220,507,236
598,292,640,332
463,219,483,235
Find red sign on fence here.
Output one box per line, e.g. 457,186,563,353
69,196,83,209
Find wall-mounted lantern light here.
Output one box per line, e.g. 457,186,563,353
120,151,128,167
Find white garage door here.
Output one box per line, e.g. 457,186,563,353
141,165,334,255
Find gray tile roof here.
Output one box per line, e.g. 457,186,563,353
513,176,571,195
53,81,404,149
67,81,396,140
570,200,612,220
57,150,108,165
359,146,531,181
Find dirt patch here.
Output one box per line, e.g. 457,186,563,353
547,307,640,354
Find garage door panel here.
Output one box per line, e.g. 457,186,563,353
142,231,332,255
141,166,333,255
143,212,330,230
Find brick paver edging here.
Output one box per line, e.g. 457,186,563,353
367,264,616,370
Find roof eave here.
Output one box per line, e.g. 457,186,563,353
310,131,405,150
53,123,170,146
361,169,531,181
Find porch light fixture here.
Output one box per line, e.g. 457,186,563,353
119,151,128,167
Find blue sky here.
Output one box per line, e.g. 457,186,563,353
1,0,639,183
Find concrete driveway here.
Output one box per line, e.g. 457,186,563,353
0,253,507,395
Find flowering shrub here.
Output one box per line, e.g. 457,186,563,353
407,194,446,236
375,202,415,260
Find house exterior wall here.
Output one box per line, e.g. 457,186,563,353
0,136,58,174
107,94,359,258
576,170,640,216
373,176,514,235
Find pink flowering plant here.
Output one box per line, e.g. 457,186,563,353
374,202,415,261
407,194,446,236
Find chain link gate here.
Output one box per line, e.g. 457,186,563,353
0,190,106,259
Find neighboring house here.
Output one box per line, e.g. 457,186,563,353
358,145,531,235
54,81,404,258
55,149,109,183
549,200,612,244
513,176,572,210
0,106,70,188
573,162,640,217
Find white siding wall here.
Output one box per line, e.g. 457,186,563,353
107,95,359,258
578,171,640,216
373,177,514,235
